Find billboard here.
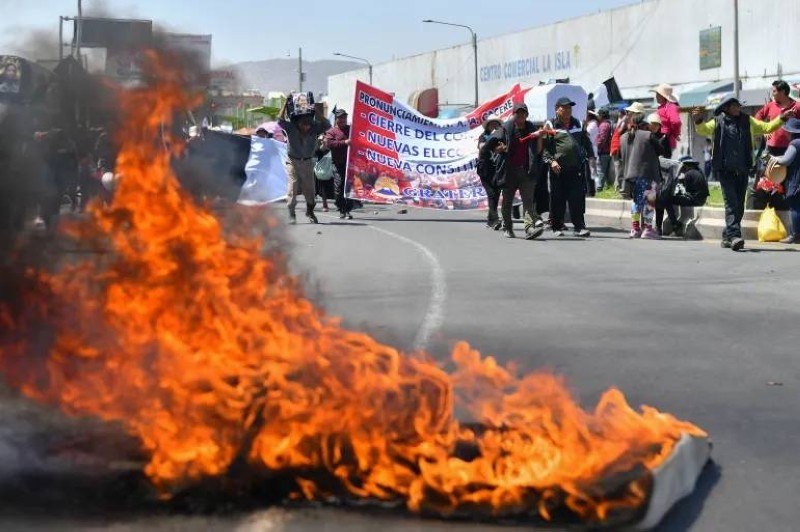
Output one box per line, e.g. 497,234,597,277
74,18,153,49
699,27,722,70
0,56,22,94
162,33,212,71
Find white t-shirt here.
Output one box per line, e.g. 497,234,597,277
586,120,599,158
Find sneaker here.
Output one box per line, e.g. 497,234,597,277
779,235,800,244
574,228,591,238
525,222,545,240
641,226,660,240
306,212,319,224
322,207,329,212
288,211,297,225
673,222,685,238
339,212,347,219
629,228,642,239
346,213,354,220
720,239,732,249
552,227,565,237
731,238,745,251
503,229,516,239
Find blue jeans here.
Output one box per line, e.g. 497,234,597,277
791,206,800,238
595,154,612,190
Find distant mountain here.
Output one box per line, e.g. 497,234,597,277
231,58,362,98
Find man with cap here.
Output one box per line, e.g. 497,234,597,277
694,96,793,250
324,108,354,219
651,83,682,153
488,103,547,239
543,96,595,237
477,115,503,230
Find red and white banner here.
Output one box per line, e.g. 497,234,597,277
345,82,530,210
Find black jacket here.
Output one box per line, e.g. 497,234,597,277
487,119,542,186
712,113,753,173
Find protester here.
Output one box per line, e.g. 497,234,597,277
755,80,800,156
477,115,503,230
585,110,599,195
543,97,595,237
324,109,354,219
693,96,791,251
621,112,662,239
315,133,335,212
647,113,681,235
594,108,613,191
703,138,713,180
489,103,546,239
279,99,331,224
650,83,682,152
610,109,628,192
767,118,800,244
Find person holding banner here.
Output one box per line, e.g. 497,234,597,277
279,99,331,224
543,97,595,237
489,103,547,240
477,115,503,230
324,109,354,219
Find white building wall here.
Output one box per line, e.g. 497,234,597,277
328,0,800,110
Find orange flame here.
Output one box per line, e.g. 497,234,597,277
0,52,705,525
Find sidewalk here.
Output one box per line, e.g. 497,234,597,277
584,198,796,242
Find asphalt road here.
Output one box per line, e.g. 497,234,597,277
2,203,799,531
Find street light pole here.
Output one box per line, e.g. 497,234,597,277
59,16,64,61
333,52,373,85
733,0,740,99
76,0,83,62
423,19,479,108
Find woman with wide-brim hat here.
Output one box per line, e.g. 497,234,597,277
769,118,800,243
477,115,504,230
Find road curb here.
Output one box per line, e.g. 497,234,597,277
584,198,793,241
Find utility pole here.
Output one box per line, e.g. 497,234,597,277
733,0,740,99
298,47,303,93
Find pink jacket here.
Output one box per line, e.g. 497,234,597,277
657,101,682,150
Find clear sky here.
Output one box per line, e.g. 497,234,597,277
1,0,639,66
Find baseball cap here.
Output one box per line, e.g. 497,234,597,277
555,97,576,107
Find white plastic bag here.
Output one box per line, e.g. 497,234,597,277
314,152,334,181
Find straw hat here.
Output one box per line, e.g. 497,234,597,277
482,114,503,130
647,113,662,125
625,101,647,114
766,157,787,184
650,83,678,103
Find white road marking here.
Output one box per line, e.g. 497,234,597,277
366,225,447,351
317,214,447,351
